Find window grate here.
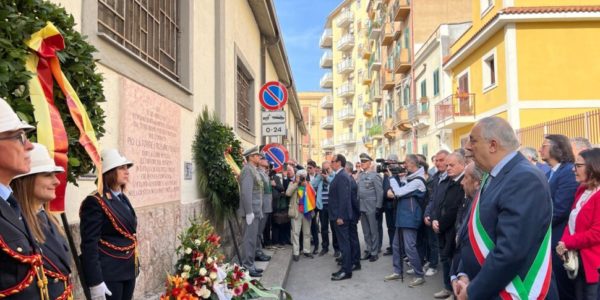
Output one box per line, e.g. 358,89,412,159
98,0,180,80
237,67,252,133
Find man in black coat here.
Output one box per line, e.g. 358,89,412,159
0,97,41,299
329,154,355,281
432,152,466,299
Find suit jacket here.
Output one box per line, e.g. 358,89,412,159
237,164,263,218
39,211,72,299
460,153,556,299
259,170,273,214
547,163,578,247
0,197,41,299
80,190,138,286
434,174,465,234
328,170,354,222
357,171,383,213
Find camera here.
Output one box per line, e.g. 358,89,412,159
299,176,306,183
375,158,406,175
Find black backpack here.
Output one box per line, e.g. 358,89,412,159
407,176,429,210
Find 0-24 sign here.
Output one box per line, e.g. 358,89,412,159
262,124,286,136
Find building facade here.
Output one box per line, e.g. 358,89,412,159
299,91,332,163
48,0,305,297
443,0,600,148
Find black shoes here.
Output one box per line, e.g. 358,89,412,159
249,270,262,277
318,249,329,256
293,255,299,262
303,253,314,259
333,251,341,258
369,254,379,262
312,248,319,255
360,254,372,261
383,249,393,256
352,263,362,271
331,269,343,276
255,254,271,262
254,268,263,273
331,272,352,281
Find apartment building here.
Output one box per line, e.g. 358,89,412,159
443,0,600,148
299,91,333,163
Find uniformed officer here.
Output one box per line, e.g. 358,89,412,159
80,149,138,300
11,143,73,300
238,146,264,277
255,156,272,262
357,153,383,262
0,97,46,300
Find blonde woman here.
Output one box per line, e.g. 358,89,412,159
10,143,72,300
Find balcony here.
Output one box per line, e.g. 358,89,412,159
361,72,372,86
383,118,396,139
368,20,382,40
363,102,373,117
320,94,333,109
368,123,384,140
320,116,334,129
393,0,410,21
368,53,382,74
435,93,476,129
320,28,333,48
336,9,354,28
337,82,355,98
337,59,355,75
393,21,402,40
320,72,333,88
370,84,382,102
337,106,356,121
408,100,430,129
394,48,410,74
382,22,394,46
321,138,335,150
383,69,395,90
393,107,411,131
338,133,357,145
359,43,371,60
363,135,373,148
336,34,355,51
320,51,333,68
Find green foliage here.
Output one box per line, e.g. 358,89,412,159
0,0,106,183
368,123,382,137
192,107,243,219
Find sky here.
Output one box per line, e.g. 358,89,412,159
273,0,341,92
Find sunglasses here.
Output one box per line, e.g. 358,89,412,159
0,131,28,146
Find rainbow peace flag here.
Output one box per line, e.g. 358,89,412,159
297,184,317,217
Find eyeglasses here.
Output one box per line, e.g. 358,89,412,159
0,131,28,146
575,163,585,168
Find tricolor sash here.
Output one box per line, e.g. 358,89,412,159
468,174,552,300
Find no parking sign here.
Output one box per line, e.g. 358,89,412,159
261,143,289,173
259,81,288,111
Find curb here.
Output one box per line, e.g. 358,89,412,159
256,246,293,299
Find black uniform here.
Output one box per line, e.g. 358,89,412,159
38,210,72,299
80,190,138,300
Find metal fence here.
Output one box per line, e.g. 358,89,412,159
517,109,600,148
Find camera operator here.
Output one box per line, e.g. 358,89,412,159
381,154,401,256
383,155,427,287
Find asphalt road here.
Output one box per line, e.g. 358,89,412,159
284,222,446,300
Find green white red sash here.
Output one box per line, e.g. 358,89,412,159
468,174,552,299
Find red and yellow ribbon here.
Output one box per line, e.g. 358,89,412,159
25,22,103,212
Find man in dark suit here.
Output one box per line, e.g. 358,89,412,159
329,154,355,281
540,134,579,300
456,116,558,300
0,97,41,299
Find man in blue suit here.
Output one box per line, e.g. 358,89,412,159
455,117,558,300
329,154,355,281
540,134,579,300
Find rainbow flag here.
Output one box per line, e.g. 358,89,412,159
297,184,316,218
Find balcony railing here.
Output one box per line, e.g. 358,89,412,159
320,116,334,129
320,50,333,68
361,71,372,86
321,138,335,149
363,102,373,117
393,0,410,21
338,133,357,145
384,118,396,139
393,21,402,40
393,48,410,74
320,72,333,88
435,93,476,129
368,20,382,40
336,34,355,51
359,43,371,60
383,69,395,90
320,28,333,48
382,22,394,46
337,59,355,75
337,82,355,98
363,135,373,147
337,106,356,121
370,84,382,102
336,9,354,28
320,94,333,109
393,107,411,131
368,51,382,74
368,123,383,139
408,101,430,129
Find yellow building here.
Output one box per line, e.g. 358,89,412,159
444,1,600,148
299,91,333,163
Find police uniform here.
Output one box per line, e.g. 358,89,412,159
237,146,264,274
356,153,383,259
256,167,272,259
38,210,73,300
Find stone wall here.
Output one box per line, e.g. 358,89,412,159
66,200,242,299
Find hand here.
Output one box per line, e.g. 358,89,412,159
245,213,255,225
454,276,470,299
387,190,395,199
271,180,276,187
424,216,431,226
90,282,112,300
556,241,568,256
456,279,469,300
432,220,440,233
452,280,460,297
336,218,344,226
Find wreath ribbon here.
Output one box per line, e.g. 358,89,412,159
24,22,103,212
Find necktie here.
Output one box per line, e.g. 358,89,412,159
548,170,554,182
6,193,22,219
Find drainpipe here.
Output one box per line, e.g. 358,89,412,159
409,0,417,154
261,35,281,146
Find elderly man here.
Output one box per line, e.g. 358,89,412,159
0,98,41,299
238,146,264,277
255,157,272,262
570,136,592,157
455,117,558,300
357,153,383,262
382,154,401,256
519,146,551,175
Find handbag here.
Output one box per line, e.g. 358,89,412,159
272,211,290,224
563,250,579,280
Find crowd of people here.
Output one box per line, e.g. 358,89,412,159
239,116,600,300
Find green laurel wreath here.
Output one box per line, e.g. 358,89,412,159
0,0,106,184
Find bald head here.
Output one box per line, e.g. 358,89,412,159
478,117,520,151
466,117,520,172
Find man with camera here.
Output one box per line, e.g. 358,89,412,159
357,153,383,262
311,161,339,257
380,155,402,256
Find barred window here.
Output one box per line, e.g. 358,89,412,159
98,0,180,81
237,66,254,133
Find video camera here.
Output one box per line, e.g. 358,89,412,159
375,158,406,175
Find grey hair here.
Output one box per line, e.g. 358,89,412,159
519,147,539,162
478,117,520,151
466,162,483,182
448,150,466,165
345,161,354,172
570,137,592,151
405,154,419,166
436,149,450,156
